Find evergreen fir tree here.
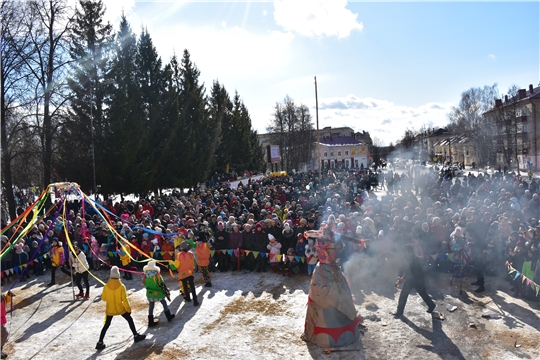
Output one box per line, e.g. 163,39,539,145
178,49,210,186
59,0,113,193
102,15,145,196
135,28,164,192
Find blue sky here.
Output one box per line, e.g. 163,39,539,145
101,0,539,144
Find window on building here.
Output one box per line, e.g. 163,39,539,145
323,152,327,157
345,151,349,156
338,151,342,156
330,151,334,157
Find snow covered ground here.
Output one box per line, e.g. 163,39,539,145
3,174,540,359
3,260,540,360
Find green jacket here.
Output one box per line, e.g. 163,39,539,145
144,275,165,300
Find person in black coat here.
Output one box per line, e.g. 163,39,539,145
214,222,230,272
252,222,268,272
394,244,436,317
242,224,256,271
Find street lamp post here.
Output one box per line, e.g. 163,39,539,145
314,76,320,177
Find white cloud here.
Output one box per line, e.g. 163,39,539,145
308,95,453,143
252,95,454,144
273,0,363,38
222,20,227,28
487,54,496,59
151,24,295,81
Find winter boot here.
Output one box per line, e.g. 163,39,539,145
148,315,159,327
164,310,175,322
193,298,199,307
134,334,146,343
75,292,84,298
95,342,106,350
204,282,212,287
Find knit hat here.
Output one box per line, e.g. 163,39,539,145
143,260,160,273
110,266,121,279
268,234,276,242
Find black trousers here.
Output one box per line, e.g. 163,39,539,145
397,279,435,313
255,255,266,271
98,312,137,342
75,271,90,294
180,275,197,301
472,255,485,286
51,265,71,283
217,252,230,271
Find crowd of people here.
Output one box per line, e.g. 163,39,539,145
2,164,540,356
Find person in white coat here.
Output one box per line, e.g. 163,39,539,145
71,243,91,299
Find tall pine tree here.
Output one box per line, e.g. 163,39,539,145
135,28,164,192
59,0,113,193
178,49,211,187
101,15,145,196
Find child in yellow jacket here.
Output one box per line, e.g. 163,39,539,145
95,266,146,351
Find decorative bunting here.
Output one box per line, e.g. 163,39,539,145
513,271,521,281
245,250,251,255
227,250,233,256
252,251,259,258
210,250,215,257
276,254,282,261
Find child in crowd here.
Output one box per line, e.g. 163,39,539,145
98,243,109,268
267,234,282,272
90,238,100,270
305,238,318,276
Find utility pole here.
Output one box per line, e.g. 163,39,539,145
315,76,320,177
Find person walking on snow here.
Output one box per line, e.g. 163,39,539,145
394,244,436,317
176,241,199,306
95,266,146,350
71,243,90,299
47,238,69,286
142,261,175,327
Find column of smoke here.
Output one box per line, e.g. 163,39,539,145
342,238,403,299
342,148,418,298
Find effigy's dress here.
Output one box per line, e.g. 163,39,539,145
302,242,361,348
